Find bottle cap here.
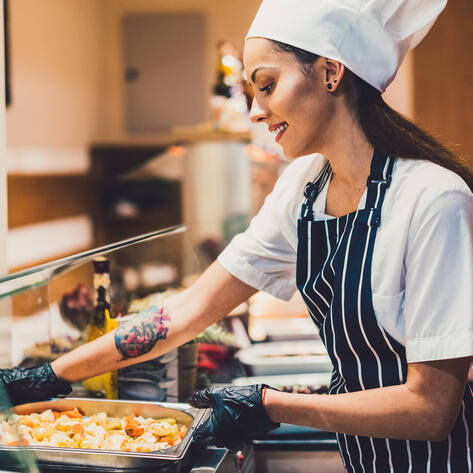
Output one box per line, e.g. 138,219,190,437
93,257,110,274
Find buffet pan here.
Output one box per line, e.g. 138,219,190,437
0,398,207,472
236,340,332,376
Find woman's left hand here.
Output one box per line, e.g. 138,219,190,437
188,384,280,449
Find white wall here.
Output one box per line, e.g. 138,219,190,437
6,0,106,150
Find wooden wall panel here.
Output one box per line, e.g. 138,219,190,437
7,175,93,229
413,0,473,168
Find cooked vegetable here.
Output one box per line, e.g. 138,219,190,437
1,409,187,452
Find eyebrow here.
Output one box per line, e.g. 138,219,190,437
250,66,278,83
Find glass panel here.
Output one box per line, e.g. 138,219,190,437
0,224,186,299
0,224,201,400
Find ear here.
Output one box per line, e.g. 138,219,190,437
321,58,345,92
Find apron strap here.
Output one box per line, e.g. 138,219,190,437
301,161,332,220
300,150,394,222
365,150,395,211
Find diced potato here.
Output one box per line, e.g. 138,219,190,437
158,418,177,425
50,432,74,448
32,425,57,441
8,414,20,425
85,423,99,435
104,417,122,430
150,421,178,437
102,433,126,450
95,426,106,445
1,430,16,445
29,413,41,426
39,410,55,423
19,417,34,428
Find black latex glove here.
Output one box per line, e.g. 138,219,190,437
0,363,72,406
188,384,280,449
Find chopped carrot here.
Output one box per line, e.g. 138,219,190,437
52,411,61,419
160,437,174,446
179,431,186,440
71,424,84,435
124,416,144,438
19,418,34,428
124,416,139,431
63,408,83,419
126,427,144,438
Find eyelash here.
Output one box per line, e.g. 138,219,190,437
259,82,275,96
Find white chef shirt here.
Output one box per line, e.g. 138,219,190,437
218,154,473,363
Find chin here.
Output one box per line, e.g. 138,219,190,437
280,136,315,159
281,145,308,160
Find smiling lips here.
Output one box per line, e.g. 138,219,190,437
269,122,288,142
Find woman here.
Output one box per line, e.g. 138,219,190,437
2,0,473,471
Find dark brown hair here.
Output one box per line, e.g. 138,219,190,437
271,40,473,191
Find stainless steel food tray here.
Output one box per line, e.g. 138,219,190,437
0,398,207,471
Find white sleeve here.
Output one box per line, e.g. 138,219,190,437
404,187,473,363
217,162,308,301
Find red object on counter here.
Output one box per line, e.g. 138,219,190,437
197,343,233,372
198,343,230,361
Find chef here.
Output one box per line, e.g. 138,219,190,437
2,0,473,471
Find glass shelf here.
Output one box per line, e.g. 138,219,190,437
0,224,200,374
0,224,186,298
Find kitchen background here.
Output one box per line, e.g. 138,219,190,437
0,1,470,471
1,0,471,274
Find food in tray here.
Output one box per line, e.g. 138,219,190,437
0,408,187,452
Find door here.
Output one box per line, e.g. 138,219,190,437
123,13,206,133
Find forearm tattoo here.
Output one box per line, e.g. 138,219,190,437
115,305,170,360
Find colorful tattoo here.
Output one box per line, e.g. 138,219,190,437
115,305,170,360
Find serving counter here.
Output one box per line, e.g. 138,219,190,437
0,225,343,472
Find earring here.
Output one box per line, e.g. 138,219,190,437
327,83,333,90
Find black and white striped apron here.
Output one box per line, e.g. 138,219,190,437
296,150,473,472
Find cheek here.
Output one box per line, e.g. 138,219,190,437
276,80,323,126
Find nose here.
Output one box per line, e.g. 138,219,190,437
249,96,270,124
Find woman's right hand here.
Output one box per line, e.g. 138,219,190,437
0,363,72,406
188,384,280,449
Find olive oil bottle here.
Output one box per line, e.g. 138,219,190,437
82,257,118,398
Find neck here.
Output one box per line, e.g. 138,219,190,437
319,112,374,188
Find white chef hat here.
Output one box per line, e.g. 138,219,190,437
246,0,447,93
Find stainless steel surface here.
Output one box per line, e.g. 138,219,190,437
190,445,254,473
0,398,207,471
255,450,344,473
